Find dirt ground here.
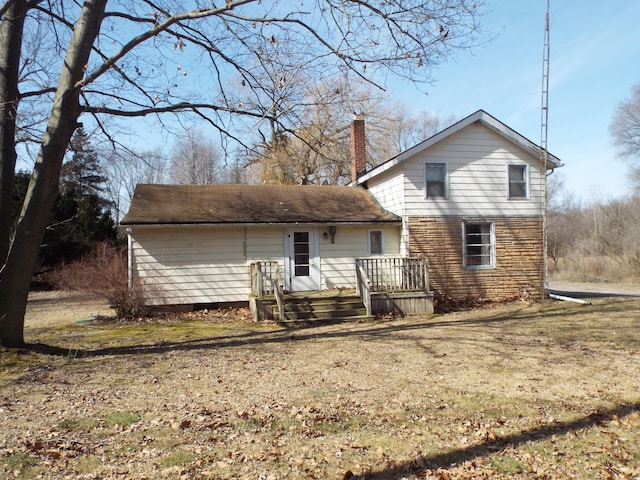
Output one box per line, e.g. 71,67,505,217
3,288,640,479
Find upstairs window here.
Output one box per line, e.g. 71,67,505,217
425,162,447,199
369,230,383,255
508,164,528,199
463,222,495,269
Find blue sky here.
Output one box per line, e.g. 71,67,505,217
19,0,635,204
390,0,640,202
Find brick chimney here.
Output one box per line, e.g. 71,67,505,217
350,115,366,182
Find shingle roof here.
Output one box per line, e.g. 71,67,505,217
120,184,400,225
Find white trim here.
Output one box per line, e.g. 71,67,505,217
462,221,496,270
424,161,448,199
507,163,529,200
284,228,321,291
126,228,133,290
368,229,384,255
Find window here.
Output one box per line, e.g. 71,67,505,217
425,162,447,198
508,164,527,199
463,222,494,269
293,231,310,276
369,230,383,255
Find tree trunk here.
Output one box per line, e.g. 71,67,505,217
0,0,107,348
0,0,27,265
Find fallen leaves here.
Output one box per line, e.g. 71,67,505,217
3,299,640,478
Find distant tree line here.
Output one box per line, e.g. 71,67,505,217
547,80,640,283
547,177,640,282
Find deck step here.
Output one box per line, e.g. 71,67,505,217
279,315,374,326
273,293,371,323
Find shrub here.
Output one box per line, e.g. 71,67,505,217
51,242,149,320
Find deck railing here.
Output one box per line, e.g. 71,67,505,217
250,261,285,321
355,257,429,293
355,261,372,316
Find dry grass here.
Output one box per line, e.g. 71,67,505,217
1,296,640,479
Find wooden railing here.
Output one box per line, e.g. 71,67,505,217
273,267,285,321
355,261,372,316
355,257,429,293
250,261,285,321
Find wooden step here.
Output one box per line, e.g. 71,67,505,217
278,315,375,326
273,293,372,323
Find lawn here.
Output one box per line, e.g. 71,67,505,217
1,296,639,479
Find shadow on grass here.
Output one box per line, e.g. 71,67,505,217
19,300,640,478
365,401,640,479
24,297,639,358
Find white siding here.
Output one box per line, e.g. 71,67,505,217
369,123,546,217
131,224,401,305
319,225,401,289
365,171,405,216
131,226,284,305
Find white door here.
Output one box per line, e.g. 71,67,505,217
285,229,320,291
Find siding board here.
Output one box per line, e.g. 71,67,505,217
130,224,401,305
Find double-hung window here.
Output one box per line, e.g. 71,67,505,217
508,164,528,199
425,162,447,199
463,222,495,269
369,230,383,255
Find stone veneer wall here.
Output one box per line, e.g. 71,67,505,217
408,216,545,301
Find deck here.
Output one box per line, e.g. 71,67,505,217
250,259,434,323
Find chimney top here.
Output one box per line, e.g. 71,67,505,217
351,117,366,183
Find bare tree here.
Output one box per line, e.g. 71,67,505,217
101,148,168,222
0,0,484,346
246,78,456,185
611,82,640,195
545,173,579,266
169,128,224,185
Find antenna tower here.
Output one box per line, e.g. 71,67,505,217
541,0,550,154
540,0,551,299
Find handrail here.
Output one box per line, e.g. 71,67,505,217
356,257,429,293
355,260,372,316
274,266,285,321
250,261,279,297
250,261,285,321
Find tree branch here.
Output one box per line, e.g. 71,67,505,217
78,0,259,90
81,102,275,122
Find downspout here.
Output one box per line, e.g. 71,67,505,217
549,293,591,306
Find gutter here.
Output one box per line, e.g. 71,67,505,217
119,220,402,230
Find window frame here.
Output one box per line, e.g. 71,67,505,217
368,229,383,256
462,221,495,270
424,161,448,199
508,164,528,200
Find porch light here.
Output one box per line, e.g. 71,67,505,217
329,225,337,243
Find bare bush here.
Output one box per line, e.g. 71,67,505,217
51,243,148,320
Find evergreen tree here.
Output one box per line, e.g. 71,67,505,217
61,128,106,200
40,129,117,269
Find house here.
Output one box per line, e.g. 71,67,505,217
120,184,403,300
120,109,561,318
354,110,561,301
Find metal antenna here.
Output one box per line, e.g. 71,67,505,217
541,0,550,156
540,0,551,299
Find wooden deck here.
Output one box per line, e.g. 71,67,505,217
250,259,433,323
250,289,433,323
